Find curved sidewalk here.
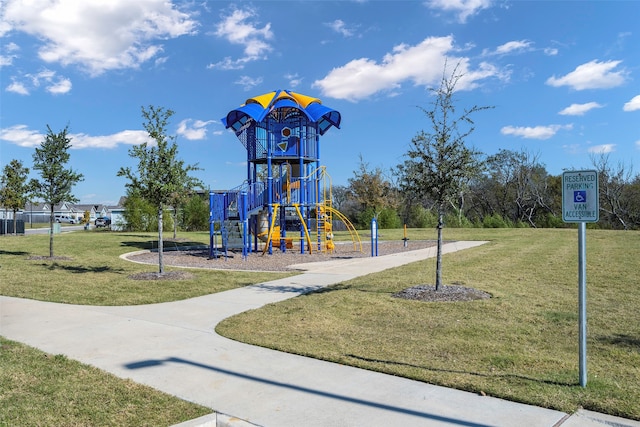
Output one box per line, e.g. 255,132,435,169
1,241,638,427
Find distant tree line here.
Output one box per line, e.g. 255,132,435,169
335,151,640,231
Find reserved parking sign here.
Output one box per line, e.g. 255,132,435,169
562,170,599,223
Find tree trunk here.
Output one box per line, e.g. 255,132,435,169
158,204,164,274
435,208,444,291
173,209,178,239
12,209,17,236
49,207,54,257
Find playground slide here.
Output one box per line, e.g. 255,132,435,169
256,210,294,249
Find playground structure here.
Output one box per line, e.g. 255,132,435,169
210,90,362,258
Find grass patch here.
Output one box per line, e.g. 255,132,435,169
0,231,293,305
0,337,211,426
217,228,640,420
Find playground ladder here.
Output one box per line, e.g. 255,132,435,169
316,200,333,253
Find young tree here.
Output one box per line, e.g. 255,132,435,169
30,125,84,256
0,159,30,235
397,65,490,290
348,155,399,228
118,106,201,274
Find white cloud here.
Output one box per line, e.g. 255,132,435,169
211,7,273,70
0,41,19,66
0,124,148,148
0,17,11,36
0,124,43,146
562,144,581,155
177,119,215,140
326,19,356,37
46,76,72,94
235,75,263,91
425,0,492,23
70,130,149,149
588,144,616,154
207,57,246,71
493,40,532,55
544,47,558,56
34,69,55,81
623,95,640,112
6,79,29,95
636,140,640,150
154,56,169,67
313,36,503,101
284,73,302,88
0,55,13,67
501,124,573,140
1,0,197,76
5,69,71,95
559,102,603,116
546,59,626,90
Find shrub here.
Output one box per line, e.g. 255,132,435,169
182,195,209,231
377,207,402,229
482,213,511,228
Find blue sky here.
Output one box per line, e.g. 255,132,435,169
1,0,639,205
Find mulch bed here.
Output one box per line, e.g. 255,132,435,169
392,284,491,302
128,271,196,281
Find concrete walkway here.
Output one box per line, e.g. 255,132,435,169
2,241,638,427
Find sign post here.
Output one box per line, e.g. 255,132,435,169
370,217,378,257
562,170,598,388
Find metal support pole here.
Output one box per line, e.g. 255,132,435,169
578,222,587,387
209,191,214,259
279,204,286,253
241,191,248,260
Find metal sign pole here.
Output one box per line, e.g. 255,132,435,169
562,170,598,388
370,218,378,257
578,222,587,387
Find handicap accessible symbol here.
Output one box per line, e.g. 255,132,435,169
574,190,586,203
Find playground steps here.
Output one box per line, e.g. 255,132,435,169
224,220,244,250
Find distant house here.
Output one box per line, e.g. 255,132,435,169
95,205,110,218
30,202,84,222
109,206,127,231
17,202,103,224
20,202,71,224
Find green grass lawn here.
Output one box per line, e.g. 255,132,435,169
0,230,293,305
217,227,640,420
